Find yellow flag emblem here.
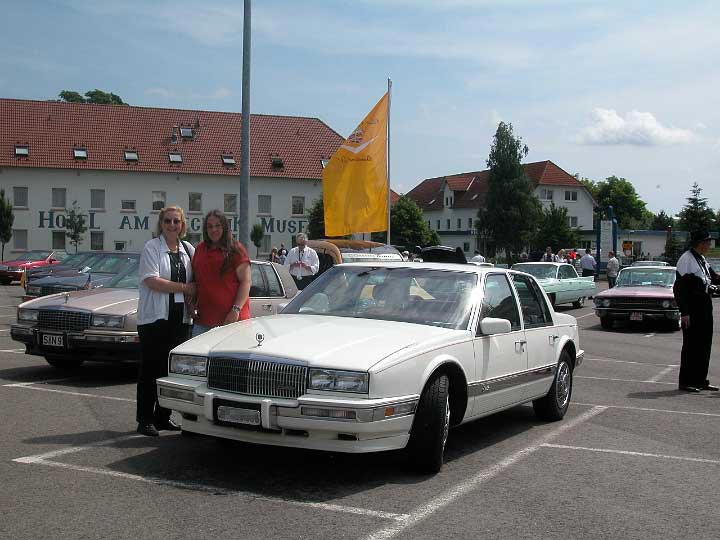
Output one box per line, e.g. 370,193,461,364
323,93,388,237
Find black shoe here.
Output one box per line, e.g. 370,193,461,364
137,423,160,436
702,383,719,391
155,419,181,431
678,385,702,393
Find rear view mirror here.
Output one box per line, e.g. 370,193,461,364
479,317,512,335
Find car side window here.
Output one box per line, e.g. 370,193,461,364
260,264,285,297
480,274,521,332
511,274,551,328
249,263,268,297
559,265,577,279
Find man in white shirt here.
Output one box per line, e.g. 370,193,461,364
606,251,620,287
470,250,485,263
579,249,597,277
284,233,319,290
541,246,558,262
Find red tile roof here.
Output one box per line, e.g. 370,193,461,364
390,189,400,205
0,98,343,179
406,160,584,210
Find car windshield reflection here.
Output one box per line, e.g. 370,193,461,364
511,264,557,280
615,268,675,287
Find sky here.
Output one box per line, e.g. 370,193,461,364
2,0,719,215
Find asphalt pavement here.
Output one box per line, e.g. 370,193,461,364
0,281,718,540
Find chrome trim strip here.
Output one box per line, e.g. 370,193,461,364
468,364,557,397
576,350,584,367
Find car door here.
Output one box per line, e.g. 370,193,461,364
248,263,271,318
557,264,578,303
471,273,528,416
509,273,558,400
257,263,289,315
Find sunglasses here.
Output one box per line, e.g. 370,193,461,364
163,218,182,225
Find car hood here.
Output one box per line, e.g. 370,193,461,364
30,273,115,288
172,314,462,372
20,288,139,314
596,285,674,298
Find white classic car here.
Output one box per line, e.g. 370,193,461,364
512,262,596,308
158,262,584,473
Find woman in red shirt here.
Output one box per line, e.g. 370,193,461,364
191,209,251,336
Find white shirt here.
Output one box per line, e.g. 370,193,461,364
284,245,319,278
606,257,620,277
542,253,558,262
580,254,597,270
470,254,486,263
676,249,711,289
138,235,194,325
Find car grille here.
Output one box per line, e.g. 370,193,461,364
37,310,91,332
610,297,665,309
207,357,307,399
40,285,78,297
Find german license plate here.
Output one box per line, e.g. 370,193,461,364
41,333,64,347
217,406,261,426
630,312,643,321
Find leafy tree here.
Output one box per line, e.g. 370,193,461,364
59,90,85,103
677,182,715,232
250,223,264,257
593,176,649,229
650,210,674,231
0,189,14,260
483,122,541,263
663,232,682,265
65,201,87,253
576,176,599,201
531,203,578,253
59,89,125,105
371,196,439,248
306,198,326,239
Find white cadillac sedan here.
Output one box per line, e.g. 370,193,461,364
158,262,583,473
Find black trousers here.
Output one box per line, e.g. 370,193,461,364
292,275,314,290
136,306,190,424
582,269,595,278
608,276,617,288
679,293,713,388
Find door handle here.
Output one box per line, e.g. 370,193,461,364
549,335,559,345
514,340,527,353
262,304,273,311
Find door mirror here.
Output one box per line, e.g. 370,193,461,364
479,317,512,335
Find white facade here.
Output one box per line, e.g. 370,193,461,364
0,167,321,256
535,185,594,230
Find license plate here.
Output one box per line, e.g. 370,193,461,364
41,333,64,347
630,312,643,321
217,406,261,426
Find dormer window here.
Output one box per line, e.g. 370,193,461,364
73,147,88,159
179,127,193,139
169,152,182,163
124,150,139,161
320,158,330,168
221,154,236,166
14,145,29,157
271,155,284,169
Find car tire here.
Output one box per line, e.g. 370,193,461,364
44,355,84,369
572,297,585,308
600,317,613,330
406,372,450,474
533,351,573,422
0,278,12,285
548,293,556,308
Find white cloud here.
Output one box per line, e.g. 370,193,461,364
578,108,694,146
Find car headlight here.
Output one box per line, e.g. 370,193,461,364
169,354,208,377
593,297,602,305
662,300,670,308
26,285,41,295
602,299,611,307
17,308,39,322
308,369,369,393
91,314,125,328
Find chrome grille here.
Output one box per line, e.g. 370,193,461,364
611,297,665,309
208,357,307,399
37,310,91,332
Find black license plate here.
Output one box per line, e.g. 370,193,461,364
40,332,65,348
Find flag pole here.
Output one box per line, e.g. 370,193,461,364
386,78,392,245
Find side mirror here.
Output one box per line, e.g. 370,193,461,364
479,317,512,335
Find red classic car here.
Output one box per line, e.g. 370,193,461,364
593,265,680,330
0,250,68,285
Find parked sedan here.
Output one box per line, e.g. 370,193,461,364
23,251,99,286
512,262,596,308
0,250,69,285
593,266,680,330
158,262,583,473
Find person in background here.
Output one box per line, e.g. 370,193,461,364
470,250,485,263
284,233,319,290
579,248,597,278
268,247,280,263
556,249,567,263
674,229,720,392
402,250,411,261
542,246,558,262
136,206,195,437
606,251,620,288
191,209,251,337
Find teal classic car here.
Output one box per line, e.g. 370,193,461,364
512,262,596,308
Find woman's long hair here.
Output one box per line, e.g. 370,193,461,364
202,209,241,275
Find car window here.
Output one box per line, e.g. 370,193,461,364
91,255,137,273
480,274,521,331
511,274,551,328
249,263,268,297
260,264,284,297
511,264,557,280
559,265,577,279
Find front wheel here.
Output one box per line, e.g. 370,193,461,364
572,297,585,308
600,317,613,330
533,351,573,421
44,355,84,369
406,372,450,474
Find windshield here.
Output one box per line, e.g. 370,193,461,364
9,250,50,262
88,254,139,273
512,264,557,280
616,268,675,287
106,265,139,288
56,252,93,267
283,266,477,329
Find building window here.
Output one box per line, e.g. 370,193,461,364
91,231,104,251
52,188,66,209
564,190,578,201
221,154,236,166
15,145,29,157
468,218,473,228
436,220,440,230
540,189,554,201
114,241,126,251
186,233,202,246
152,191,166,211
260,235,272,254
90,189,105,210
188,192,202,212
169,152,182,163
258,195,271,214
180,127,193,139
457,218,461,229
568,216,578,227
291,196,305,216
446,219,450,229
224,194,238,214
463,242,470,252
13,229,27,250
124,150,139,161
13,187,28,207
52,231,66,250
271,155,284,169
121,200,136,211
73,147,88,159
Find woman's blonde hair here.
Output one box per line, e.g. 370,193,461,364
156,206,188,238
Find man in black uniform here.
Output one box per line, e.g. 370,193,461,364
673,230,720,392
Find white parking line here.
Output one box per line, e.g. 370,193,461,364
542,443,720,465
0,329,10,333
364,406,607,540
575,313,595,319
586,357,679,368
576,375,676,386
2,377,76,387
646,365,678,383
574,402,720,418
0,348,25,353
13,434,408,522
2,384,135,402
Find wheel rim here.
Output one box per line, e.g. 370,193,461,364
578,297,585,306
555,361,571,409
441,395,450,450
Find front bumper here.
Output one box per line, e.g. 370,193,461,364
575,349,584,368
595,308,680,321
157,376,418,453
0,270,22,281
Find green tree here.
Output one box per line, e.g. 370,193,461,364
531,203,578,253
371,196,439,248
650,210,674,231
306,198,326,239
0,189,14,260
483,122,541,263
59,89,126,105
250,223,264,257
677,182,715,232
65,201,87,253
58,90,85,103
663,232,682,265
593,176,649,229
576,176,599,201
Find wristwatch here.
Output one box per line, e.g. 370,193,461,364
231,304,241,313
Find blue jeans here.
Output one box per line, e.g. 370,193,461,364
191,324,213,337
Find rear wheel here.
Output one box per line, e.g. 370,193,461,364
533,351,573,421
406,372,450,474
572,297,585,308
600,317,613,330
44,355,84,369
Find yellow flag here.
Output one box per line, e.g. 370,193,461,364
323,93,388,237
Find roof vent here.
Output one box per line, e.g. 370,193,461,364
471,194,479,200
221,154,236,166
169,152,182,163
180,127,194,139
170,126,178,144
73,147,88,159
320,158,330,169
14,145,29,157
124,150,139,161
428,199,436,205
271,155,284,169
